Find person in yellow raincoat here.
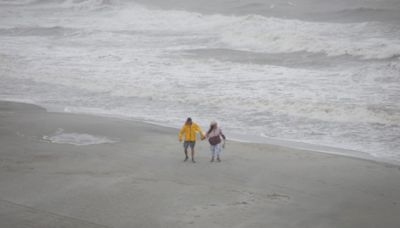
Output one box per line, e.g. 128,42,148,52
178,117,205,163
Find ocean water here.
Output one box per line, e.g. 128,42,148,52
0,0,399,162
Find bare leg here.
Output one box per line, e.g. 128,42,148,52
184,148,188,161
217,145,221,162
191,147,195,163
211,146,215,162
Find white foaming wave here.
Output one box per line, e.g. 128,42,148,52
200,95,400,125
8,38,396,126
0,0,35,5
0,26,89,38
112,6,400,59
0,0,113,8
81,4,400,60
2,29,398,126
59,0,119,10
2,1,399,60
218,15,400,60
110,6,230,33
262,100,400,125
100,58,400,125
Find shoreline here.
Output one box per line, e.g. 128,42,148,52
1,100,400,227
1,98,396,166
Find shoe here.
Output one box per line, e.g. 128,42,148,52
217,157,221,162
184,157,188,162
192,159,196,163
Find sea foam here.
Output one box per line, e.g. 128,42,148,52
43,128,118,146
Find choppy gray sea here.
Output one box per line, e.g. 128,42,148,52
0,0,399,162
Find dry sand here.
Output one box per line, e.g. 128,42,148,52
0,101,399,228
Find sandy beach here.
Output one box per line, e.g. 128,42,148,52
0,100,399,228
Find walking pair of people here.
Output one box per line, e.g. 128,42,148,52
178,117,226,163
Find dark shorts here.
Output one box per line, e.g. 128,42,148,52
183,141,196,149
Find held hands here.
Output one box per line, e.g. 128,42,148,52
201,135,206,141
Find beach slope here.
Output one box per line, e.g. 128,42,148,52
0,101,399,228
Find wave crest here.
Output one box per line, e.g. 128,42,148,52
218,15,400,59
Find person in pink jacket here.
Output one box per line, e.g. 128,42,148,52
205,121,226,162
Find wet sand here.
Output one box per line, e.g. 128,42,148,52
1,101,399,228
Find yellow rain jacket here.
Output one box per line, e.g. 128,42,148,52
178,122,205,141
